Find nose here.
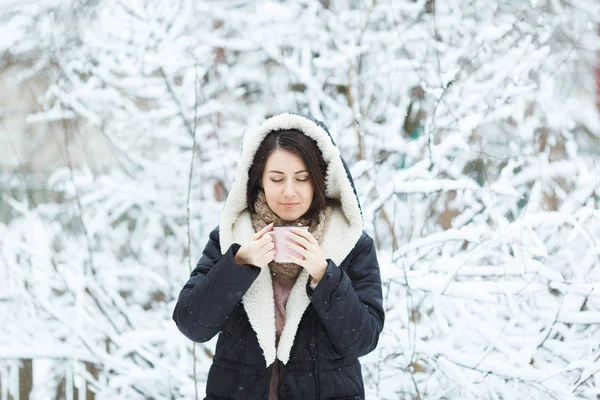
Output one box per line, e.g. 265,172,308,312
283,180,296,197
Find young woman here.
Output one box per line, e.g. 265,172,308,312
173,113,385,400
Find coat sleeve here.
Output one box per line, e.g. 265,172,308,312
172,226,261,343
306,232,385,358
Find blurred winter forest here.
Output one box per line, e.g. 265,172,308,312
1,0,600,399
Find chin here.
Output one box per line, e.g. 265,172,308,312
278,212,299,221
277,208,306,222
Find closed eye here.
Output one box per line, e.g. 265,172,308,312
270,178,309,183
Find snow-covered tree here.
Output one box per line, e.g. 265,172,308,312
1,0,599,398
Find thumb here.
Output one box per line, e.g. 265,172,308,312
254,222,274,239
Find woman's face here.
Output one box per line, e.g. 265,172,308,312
261,149,314,221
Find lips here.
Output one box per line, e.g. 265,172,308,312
282,203,298,206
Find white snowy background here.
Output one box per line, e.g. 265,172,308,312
1,0,600,399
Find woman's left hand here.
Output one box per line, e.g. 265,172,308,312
286,227,328,283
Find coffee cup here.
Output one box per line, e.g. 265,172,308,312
271,226,309,263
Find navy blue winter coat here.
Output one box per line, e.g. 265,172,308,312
173,113,384,399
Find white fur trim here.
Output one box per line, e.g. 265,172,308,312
218,113,363,366
276,268,311,364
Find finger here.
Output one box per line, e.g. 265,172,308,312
288,255,304,266
263,246,275,255
264,249,276,262
261,241,275,251
287,242,308,257
254,222,274,239
290,228,316,244
254,223,274,240
286,232,311,249
258,232,274,245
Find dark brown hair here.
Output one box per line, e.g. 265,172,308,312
247,129,328,220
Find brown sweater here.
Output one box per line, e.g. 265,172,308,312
269,276,318,399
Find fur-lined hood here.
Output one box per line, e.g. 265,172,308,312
218,113,364,366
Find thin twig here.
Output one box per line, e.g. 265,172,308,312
160,67,195,138
186,61,200,400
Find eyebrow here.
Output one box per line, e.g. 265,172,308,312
268,170,308,174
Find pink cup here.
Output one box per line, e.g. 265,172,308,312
271,226,309,263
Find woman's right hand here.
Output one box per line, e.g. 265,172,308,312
234,222,275,267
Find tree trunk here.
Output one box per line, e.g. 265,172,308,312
85,363,98,400
19,359,32,400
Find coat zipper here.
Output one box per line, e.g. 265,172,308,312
264,363,273,399
313,315,320,400
315,340,320,399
